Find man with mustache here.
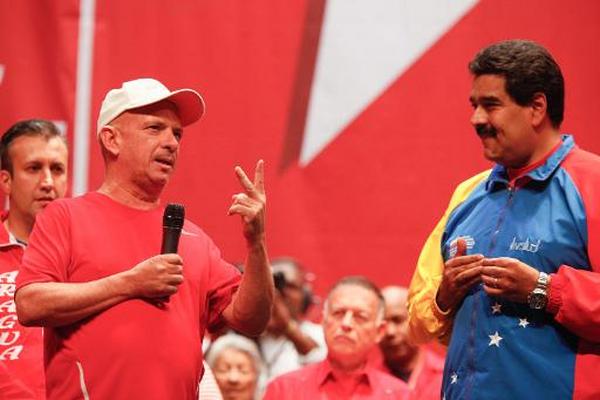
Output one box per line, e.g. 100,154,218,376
0,119,68,399
14,79,273,400
263,276,408,399
408,40,600,399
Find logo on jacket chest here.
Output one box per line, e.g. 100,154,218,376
448,236,475,257
509,236,541,253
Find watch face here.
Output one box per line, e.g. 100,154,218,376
529,289,547,310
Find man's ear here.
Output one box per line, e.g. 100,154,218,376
530,92,548,128
0,170,12,197
98,126,121,157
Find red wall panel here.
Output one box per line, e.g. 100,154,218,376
1,0,599,296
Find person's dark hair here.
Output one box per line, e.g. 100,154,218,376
0,119,66,174
469,39,564,128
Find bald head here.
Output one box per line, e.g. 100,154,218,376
379,286,419,375
382,286,408,309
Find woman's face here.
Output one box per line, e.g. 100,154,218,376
213,348,258,400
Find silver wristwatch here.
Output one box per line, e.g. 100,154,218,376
528,271,550,310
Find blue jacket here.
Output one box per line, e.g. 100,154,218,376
408,135,600,399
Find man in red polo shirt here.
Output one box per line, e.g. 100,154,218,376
0,119,68,399
379,286,444,400
15,78,273,400
264,276,409,399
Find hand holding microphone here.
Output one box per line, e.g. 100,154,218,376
124,204,186,301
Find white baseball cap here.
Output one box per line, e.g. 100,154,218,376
96,78,205,133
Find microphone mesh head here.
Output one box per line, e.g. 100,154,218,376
163,203,185,229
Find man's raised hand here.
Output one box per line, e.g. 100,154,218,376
228,160,267,244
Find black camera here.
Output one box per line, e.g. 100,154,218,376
272,270,314,313
273,271,286,291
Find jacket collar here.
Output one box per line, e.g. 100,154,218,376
485,134,574,191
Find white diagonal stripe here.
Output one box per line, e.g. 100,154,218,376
300,0,478,165
76,361,90,400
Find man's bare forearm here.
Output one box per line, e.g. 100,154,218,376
16,254,184,327
15,272,134,327
285,320,319,355
224,239,273,336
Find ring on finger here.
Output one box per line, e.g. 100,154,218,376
494,277,499,288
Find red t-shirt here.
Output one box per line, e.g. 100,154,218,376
16,192,241,400
374,348,444,400
406,350,444,400
263,359,409,400
0,215,45,400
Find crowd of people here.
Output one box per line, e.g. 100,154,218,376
201,271,442,400
1,39,599,399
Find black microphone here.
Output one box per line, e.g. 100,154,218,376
157,204,184,305
161,203,185,254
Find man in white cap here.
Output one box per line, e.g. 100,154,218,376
14,78,273,400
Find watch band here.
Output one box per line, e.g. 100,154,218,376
537,271,550,289
528,271,551,310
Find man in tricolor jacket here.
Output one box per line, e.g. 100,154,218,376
408,40,600,399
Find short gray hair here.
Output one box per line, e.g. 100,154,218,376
205,333,266,399
323,276,385,322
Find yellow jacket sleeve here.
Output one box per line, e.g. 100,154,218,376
407,170,491,345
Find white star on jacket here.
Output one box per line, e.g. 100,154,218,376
489,331,503,347
450,372,458,384
491,302,502,314
519,318,530,328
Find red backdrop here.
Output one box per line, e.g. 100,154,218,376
1,0,599,296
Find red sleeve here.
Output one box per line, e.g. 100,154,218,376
16,201,71,290
549,148,600,342
205,238,241,332
547,266,600,342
